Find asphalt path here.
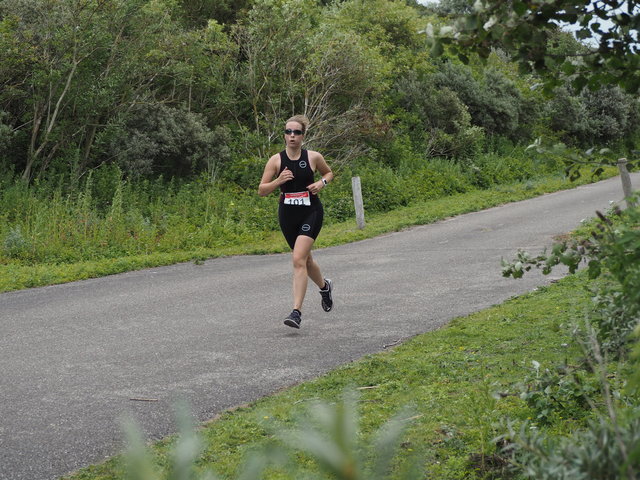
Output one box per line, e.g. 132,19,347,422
1,173,637,480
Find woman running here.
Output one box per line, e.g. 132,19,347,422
258,115,334,328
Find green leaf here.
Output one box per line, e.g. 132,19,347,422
561,61,576,75
572,75,588,92
513,1,528,16
431,40,444,57
465,15,479,30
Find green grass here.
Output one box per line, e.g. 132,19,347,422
64,273,596,480
0,171,614,293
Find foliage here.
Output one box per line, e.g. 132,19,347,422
327,0,425,71
121,392,420,480
0,167,278,264
1,141,577,272
0,0,236,182
1,0,632,185
177,0,254,27
432,0,475,16
427,0,640,93
274,390,420,480
544,86,592,144
3,225,31,258
518,360,599,425
501,414,640,479
546,84,640,147
230,0,390,163
579,86,640,146
2,166,610,293
392,71,484,159
106,104,232,179
525,138,636,182
431,62,539,142
500,199,640,478
502,202,640,357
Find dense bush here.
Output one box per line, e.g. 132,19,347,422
106,104,232,179
431,62,539,143
0,169,276,263
402,158,471,199
581,86,639,146
503,416,640,479
546,85,640,147
392,72,484,159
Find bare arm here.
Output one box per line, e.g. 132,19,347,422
258,155,293,197
307,151,334,195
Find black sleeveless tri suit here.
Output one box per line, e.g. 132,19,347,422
277,149,324,249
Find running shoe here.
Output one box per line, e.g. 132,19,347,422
284,309,302,329
319,278,333,312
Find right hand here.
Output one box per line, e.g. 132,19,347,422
278,167,294,184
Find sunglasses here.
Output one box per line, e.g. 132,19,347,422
284,129,304,136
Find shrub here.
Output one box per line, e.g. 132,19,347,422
503,203,640,358
546,85,640,147
432,63,536,142
403,158,471,199
222,155,268,190
467,152,536,188
518,361,599,425
107,104,231,179
3,225,32,259
501,200,640,478
355,162,412,213
121,391,420,480
502,416,640,479
392,71,484,160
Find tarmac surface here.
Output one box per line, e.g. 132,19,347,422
1,173,637,480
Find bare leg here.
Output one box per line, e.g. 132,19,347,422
306,252,325,289
291,235,325,311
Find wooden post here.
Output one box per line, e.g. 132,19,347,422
352,176,365,229
617,158,637,208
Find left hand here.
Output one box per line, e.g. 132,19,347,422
307,180,324,195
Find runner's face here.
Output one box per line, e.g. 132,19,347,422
284,121,304,148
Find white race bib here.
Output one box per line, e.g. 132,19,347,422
283,191,311,206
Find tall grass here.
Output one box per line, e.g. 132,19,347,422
0,166,278,264
0,146,579,269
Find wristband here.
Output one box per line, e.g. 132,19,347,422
322,178,328,186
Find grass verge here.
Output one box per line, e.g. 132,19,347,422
0,172,614,293
64,273,597,480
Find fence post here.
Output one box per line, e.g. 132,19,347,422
351,176,365,229
617,158,637,208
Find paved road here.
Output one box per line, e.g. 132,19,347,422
1,174,637,480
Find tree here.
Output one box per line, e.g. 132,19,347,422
177,0,254,27
392,70,483,159
431,62,538,142
426,0,640,178
0,0,166,181
232,0,390,164
106,104,231,180
0,0,237,182
427,0,640,93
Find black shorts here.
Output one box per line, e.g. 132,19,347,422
278,202,324,249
